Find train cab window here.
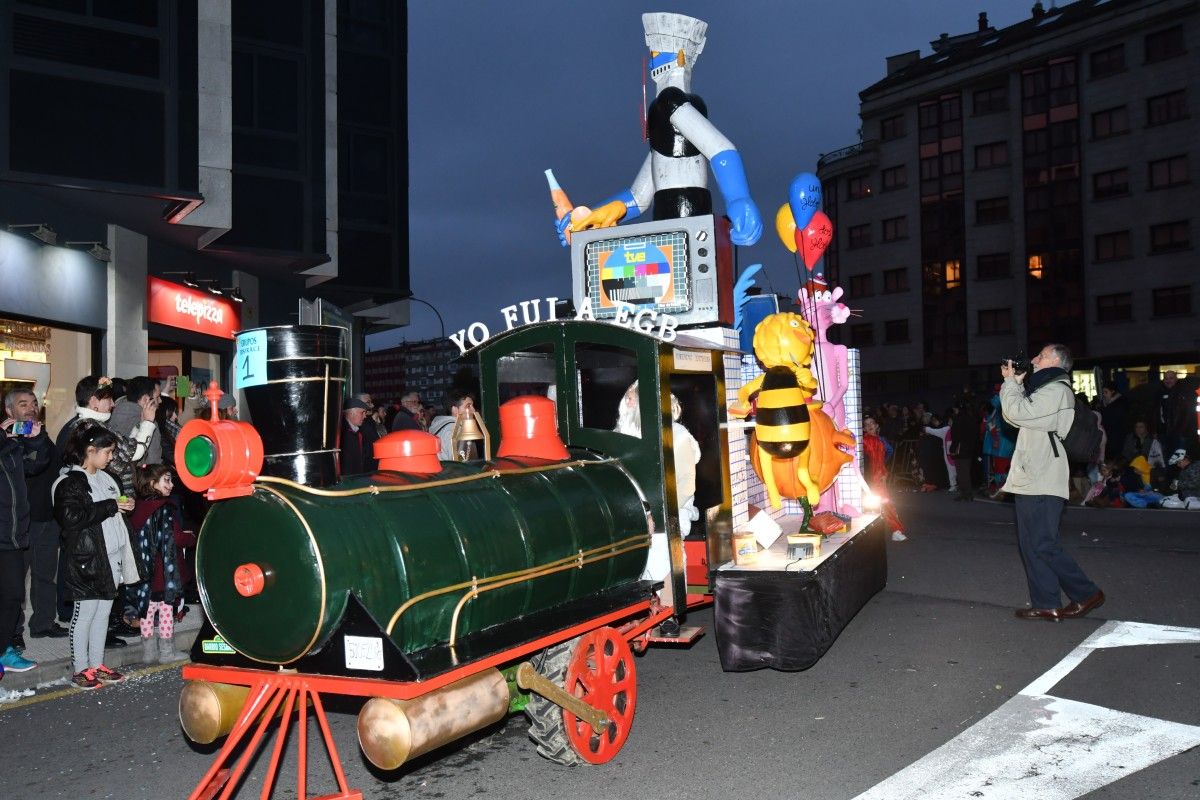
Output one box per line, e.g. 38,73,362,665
496,344,556,404
669,373,723,540
574,343,640,435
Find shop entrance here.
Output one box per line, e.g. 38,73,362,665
1,316,96,437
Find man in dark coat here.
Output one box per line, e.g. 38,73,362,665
1,407,51,672
339,398,379,476
1099,382,1129,460
950,402,982,501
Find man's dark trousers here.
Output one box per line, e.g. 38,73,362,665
1014,494,1099,609
22,518,60,633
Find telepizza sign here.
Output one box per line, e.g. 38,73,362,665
147,277,240,339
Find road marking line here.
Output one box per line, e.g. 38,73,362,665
0,662,183,712
853,621,1200,800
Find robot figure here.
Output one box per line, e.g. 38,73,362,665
559,13,762,247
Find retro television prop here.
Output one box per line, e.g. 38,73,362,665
570,214,734,329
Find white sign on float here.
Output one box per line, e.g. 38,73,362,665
234,330,268,390
447,296,680,355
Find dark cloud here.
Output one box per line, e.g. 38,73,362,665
370,0,1027,348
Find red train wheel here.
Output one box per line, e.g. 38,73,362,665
562,626,637,764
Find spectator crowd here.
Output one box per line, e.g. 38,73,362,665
865,368,1199,511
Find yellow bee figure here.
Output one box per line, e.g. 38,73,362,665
735,312,855,519
730,312,818,418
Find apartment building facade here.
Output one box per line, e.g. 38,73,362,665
818,0,1197,405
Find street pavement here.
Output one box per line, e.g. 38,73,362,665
0,491,1197,800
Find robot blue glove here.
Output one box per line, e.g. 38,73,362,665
710,149,763,246
555,214,574,248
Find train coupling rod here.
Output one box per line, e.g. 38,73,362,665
515,661,609,732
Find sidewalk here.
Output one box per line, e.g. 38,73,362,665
2,604,204,694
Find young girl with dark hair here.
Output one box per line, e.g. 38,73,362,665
53,421,143,689
129,464,191,663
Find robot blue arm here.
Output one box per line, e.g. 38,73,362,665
710,150,762,246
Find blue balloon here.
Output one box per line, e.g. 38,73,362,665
787,172,822,230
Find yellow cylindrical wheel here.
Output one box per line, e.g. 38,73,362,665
358,669,510,770
179,680,252,744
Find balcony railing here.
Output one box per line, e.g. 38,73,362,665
817,139,879,170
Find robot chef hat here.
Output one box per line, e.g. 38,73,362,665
643,13,707,77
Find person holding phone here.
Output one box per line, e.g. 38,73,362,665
1,389,52,674
4,388,63,648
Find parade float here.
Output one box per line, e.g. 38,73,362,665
175,14,886,799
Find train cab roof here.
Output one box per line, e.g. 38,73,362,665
464,319,740,538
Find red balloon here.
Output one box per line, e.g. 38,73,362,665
797,211,833,269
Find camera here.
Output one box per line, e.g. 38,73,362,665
12,420,34,436
1004,351,1029,375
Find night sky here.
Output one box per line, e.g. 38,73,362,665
368,0,1030,348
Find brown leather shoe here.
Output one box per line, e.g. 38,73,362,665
1015,607,1061,622
1059,590,1105,619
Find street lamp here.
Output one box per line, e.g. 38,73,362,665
406,296,445,339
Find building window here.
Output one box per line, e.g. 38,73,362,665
1027,254,1045,280
1092,167,1129,199
882,267,909,293
1094,231,1132,262
1147,90,1187,126
1091,106,1129,138
975,196,1009,225
972,85,1007,115
974,141,1009,170
1148,155,1188,189
1152,285,1192,317
849,274,873,297
847,175,872,200
847,223,872,249
978,308,1012,335
881,164,907,191
1089,43,1125,79
883,319,909,343
976,252,1011,280
945,259,962,289
1145,26,1185,63
849,323,874,348
1150,220,1190,253
880,114,906,141
882,216,908,242
1096,293,1133,323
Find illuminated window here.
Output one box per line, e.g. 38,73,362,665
945,260,962,288
1027,254,1045,280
